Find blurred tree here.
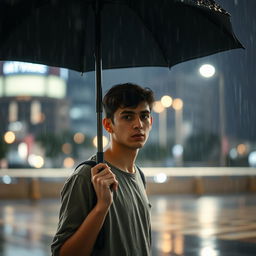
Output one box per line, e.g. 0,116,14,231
137,143,169,163
36,131,94,166
183,132,220,163
0,135,8,160
226,155,249,167
36,132,63,158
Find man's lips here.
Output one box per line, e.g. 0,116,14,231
131,133,145,138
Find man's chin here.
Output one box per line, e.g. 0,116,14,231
124,139,147,150
131,142,145,149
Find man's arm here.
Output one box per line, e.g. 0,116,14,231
59,163,118,256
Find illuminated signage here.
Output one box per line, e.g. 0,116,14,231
3,61,48,75
2,75,66,99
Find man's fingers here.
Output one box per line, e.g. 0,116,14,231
91,163,109,175
94,176,118,190
112,180,119,191
91,163,118,192
93,173,114,184
94,167,112,177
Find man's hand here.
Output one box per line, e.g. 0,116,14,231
60,163,118,256
91,163,118,210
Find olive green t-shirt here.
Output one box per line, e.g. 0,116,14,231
51,161,151,256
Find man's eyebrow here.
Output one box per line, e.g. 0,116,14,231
120,110,150,115
120,110,136,115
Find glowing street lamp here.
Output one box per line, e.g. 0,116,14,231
153,100,165,113
161,95,173,108
172,98,184,166
172,98,183,146
199,63,226,166
153,97,171,148
199,64,216,78
160,95,173,148
172,98,183,111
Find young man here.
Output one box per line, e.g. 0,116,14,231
51,83,154,256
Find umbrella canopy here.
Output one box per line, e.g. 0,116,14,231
0,0,243,162
0,0,243,71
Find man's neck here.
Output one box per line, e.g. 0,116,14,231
104,144,138,173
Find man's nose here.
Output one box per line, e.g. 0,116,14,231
133,116,143,129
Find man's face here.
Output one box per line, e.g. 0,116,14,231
107,101,152,150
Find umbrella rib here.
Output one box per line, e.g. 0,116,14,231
122,3,170,68
80,6,90,72
133,14,170,68
99,0,171,67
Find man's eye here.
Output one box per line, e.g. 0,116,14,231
122,115,133,120
141,114,150,120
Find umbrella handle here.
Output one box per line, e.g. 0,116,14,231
95,0,104,164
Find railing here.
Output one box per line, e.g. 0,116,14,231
1,167,256,199
1,167,256,177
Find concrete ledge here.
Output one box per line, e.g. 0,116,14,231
0,168,256,199
0,176,256,199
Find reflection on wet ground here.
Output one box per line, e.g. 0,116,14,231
150,195,256,256
0,194,256,256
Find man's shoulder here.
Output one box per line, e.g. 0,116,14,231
61,162,94,194
60,161,96,203
71,156,96,177
72,161,95,178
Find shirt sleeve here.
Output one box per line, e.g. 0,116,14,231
51,167,94,256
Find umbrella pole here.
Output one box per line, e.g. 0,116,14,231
95,0,104,163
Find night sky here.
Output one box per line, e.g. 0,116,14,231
100,0,256,141
1,0,255,142
212,0,256,141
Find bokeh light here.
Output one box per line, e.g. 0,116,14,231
161,95,173,108
63,157,75,168
154,173,167,183
93,136,109,148
28,155,44,168
73,132,85,144
199,64,216,78
172,144,184,157
153,101,165,113
62,143,72,154
248,151,256,167
2,175,12,184
237,144,247,156
18,142,28,159
172,98,183,111
4,131,16,144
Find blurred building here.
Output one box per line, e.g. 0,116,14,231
0,61,70,167
174,70,219,136
67,71,96,137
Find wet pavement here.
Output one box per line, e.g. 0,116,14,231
0,194,256,256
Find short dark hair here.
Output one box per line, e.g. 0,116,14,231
103,83,155,120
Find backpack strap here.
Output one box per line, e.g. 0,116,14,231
75,161,147,188
136,165,146,189
75,160,97,171
74,160,104,249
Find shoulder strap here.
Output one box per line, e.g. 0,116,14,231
75,160,97,171
74,160,104,249
75,161,146,188
136,166,146,188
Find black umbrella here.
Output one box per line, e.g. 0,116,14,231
0,0,243,163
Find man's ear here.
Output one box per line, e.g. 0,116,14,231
149,116,153,130
103,118,113,133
